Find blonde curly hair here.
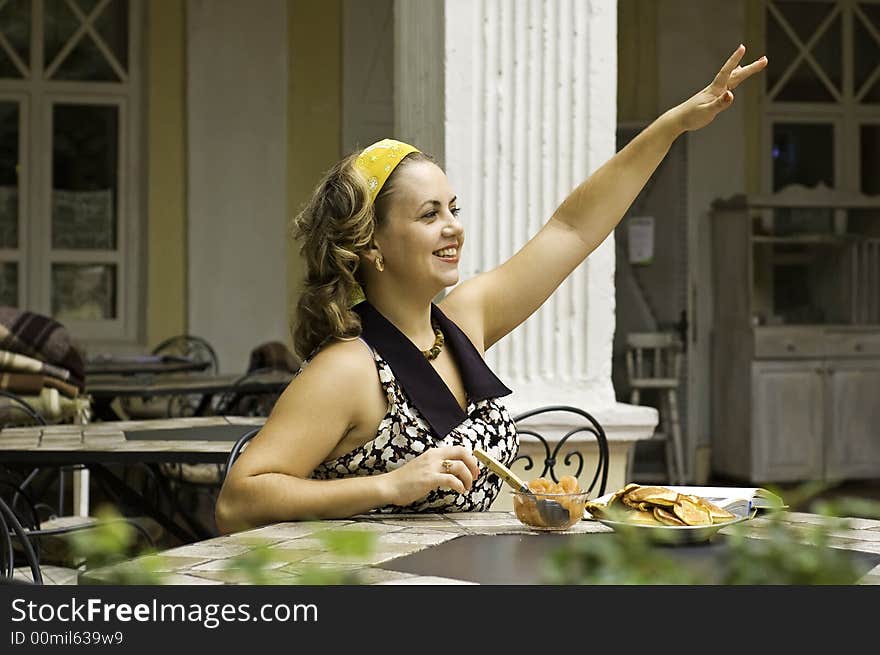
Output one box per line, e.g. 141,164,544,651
290,149,433,360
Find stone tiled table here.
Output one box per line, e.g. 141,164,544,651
80,511,880,586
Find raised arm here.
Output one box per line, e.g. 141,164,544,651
445,45,767,349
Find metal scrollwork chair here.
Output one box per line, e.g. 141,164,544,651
512,405,609,498
0,390,67,524
1,493,156,585
0,495,43,584
152,334,219,375
223,427,262,482
213,368,287,417
117,334,220,420
155,334,219,418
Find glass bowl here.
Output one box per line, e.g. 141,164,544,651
511,490,589,531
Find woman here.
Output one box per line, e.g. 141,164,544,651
215,45,766,533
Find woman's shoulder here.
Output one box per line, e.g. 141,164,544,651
300,337,376,378
276,338,380,416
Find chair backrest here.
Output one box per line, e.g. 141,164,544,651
223,427,262,482
625,331,682,387
512,405,609,498
214,368,288,417
152,334,219,375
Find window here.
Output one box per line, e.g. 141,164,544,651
763,0,880,196
0,0,142,343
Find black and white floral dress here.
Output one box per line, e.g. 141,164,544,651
309,301,518,513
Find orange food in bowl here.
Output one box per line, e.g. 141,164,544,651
512,475,588,530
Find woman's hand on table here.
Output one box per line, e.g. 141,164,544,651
385,445,481,506
670,44,768,134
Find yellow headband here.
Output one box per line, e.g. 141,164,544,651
354,138,421,204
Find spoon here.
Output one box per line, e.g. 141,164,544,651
473,447,571,527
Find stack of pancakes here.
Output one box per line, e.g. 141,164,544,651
585,484,738,527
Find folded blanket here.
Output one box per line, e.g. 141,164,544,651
0,371,80,398
0,307,85,389
0,349,72,383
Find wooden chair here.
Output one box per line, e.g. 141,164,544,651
625,332,685,485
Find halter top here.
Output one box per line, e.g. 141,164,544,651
309,301,518,513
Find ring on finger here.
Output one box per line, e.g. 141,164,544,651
441,459,453,474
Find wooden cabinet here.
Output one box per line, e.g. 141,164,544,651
826,360,880,478
751,361,824,482
710,190,880,484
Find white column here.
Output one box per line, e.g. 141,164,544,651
396,0,658,499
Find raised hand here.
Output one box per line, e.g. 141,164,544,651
675,44,768,133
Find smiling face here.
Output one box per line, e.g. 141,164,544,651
371,159,465,295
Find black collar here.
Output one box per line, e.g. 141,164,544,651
353,301,512,439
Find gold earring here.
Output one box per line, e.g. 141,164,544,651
375,253,384,272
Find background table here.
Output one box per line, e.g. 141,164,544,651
0,416,265,542
85,369,293,420
85,355,211,376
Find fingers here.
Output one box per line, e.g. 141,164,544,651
712,44,746,89
438,471,467,494
728,55,768,90
697,89,734,114
442,444,481,481
430,445,481,495
439,457,476,491
715,90,734,108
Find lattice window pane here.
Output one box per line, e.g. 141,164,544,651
76,0,103,13
44,0,127,82
44,0,81,69
51,262,116,320
855,3,880,103
864,82,880,104
854,11,879,92
95,0,128,72
0,101,18,249
772,122,835,191
862,125,880,195
51,103,118,250
812,12,842,91
0,0,31,79
767,0,841,101
767,10,799,92
777,0,836,43
54,37,118,81
777,60,837,102
0,261,17,306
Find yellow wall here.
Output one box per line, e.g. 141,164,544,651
286,0,343,344
617,0,658,124
146,0,187,348
144,1,342,351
